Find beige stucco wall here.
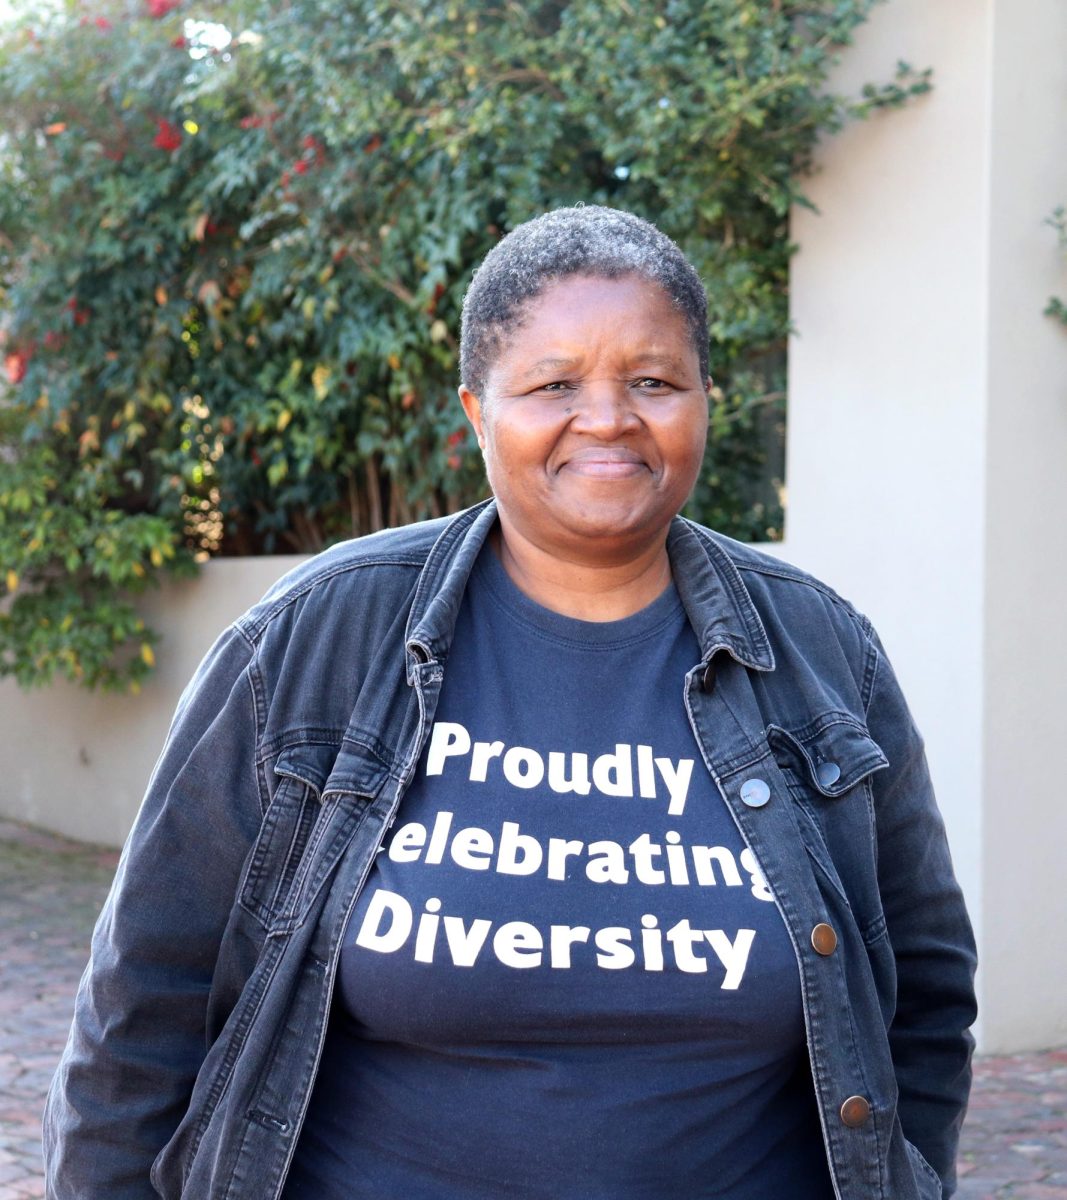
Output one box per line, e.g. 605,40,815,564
979,0,1067,1052
0,556,303,848
785,0,991,922
784,0,1067,1051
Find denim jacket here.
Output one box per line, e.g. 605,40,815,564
43,499,977,1200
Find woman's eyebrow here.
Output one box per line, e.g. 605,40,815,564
629,353,689,374
518,352,689,381
518,356,582,380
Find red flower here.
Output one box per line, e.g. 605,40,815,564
43,330,65,350
147,0,181,16
239,114,264,129
425,280,446,314
364,134,382,153
95,16,112,30
446,428,467,448
291,136,325,173
153,118,182,152
74,307,90,327
4,348,32,385
447,453,462,471
171,35,186,49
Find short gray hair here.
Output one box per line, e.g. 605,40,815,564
459,205,709,396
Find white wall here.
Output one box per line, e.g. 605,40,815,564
979,0,1067,1051
0,556,303,847
785,0,990,925
784,0,1067,1051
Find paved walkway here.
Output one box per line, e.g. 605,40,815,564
1,819,1064,1199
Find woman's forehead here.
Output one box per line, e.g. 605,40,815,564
495,274,695,364
522,270,672,309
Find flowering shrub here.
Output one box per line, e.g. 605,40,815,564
0,0,929,689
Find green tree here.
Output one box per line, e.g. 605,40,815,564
0,0,929,689
1046,206,1067,327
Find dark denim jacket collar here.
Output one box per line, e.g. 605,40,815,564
403,498,775,677
666,518,775,673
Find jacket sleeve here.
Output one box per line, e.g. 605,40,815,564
862,628,978,1197
43,624,265,1199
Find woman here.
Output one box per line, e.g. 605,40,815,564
44,206,976,1199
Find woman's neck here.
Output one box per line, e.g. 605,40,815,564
491,520,673,622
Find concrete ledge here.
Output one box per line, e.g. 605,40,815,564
0,555,304,847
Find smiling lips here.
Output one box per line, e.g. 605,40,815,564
560,446,649,478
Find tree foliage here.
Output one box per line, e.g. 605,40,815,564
0,0,929,689
1046,206,1067,327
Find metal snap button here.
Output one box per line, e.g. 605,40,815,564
840,1095,871,1127
815,761,842,788
739,778,771,808
811,923,838,956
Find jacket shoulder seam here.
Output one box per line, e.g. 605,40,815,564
245,649,269,815
732,558,855,609
730,558,881,707
862,635,883,716
689,529,881,701
729,557,874,642
234,554,426,643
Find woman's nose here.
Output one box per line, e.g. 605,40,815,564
568,381,641,435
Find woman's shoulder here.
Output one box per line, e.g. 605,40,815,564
677,518,873,638
233,513,463,644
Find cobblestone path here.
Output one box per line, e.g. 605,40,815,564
0,822,120,1200
1,819,1064,1198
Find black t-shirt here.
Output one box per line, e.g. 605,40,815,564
283,547,834,1199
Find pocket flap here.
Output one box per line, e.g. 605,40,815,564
321,741,391,800
272,742,390,800
272,742,344,797
769,716,888,797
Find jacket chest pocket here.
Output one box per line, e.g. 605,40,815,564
239,743,343,930
769,715,890,945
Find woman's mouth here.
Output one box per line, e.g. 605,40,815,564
560,447,648,478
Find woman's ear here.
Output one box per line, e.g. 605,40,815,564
458,386,487,449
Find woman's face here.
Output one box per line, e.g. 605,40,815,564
460,273,709,563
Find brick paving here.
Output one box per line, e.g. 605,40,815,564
0,821,120,1200
1,818,1064,1199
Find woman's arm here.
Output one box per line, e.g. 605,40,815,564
43,625,265,1199
863,630,978,1196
